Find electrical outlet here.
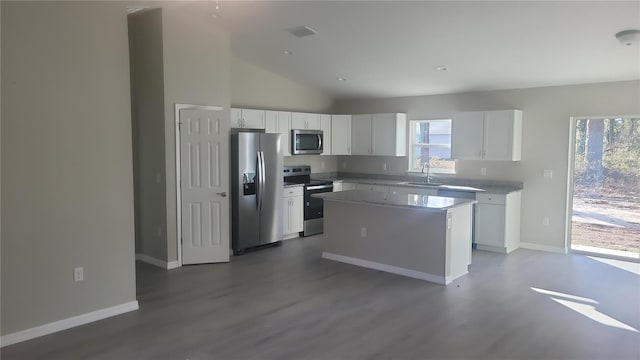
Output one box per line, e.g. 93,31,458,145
481,168,487,176
543,169,553,179
360,227,367,237
74,267,84,282
382,163,387,172
543,217,550,226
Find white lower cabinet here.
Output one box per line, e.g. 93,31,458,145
356,184,389,192
283,186,304,236
474,191,522,253
389,186,438,197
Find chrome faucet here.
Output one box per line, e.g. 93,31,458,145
421,161,433,184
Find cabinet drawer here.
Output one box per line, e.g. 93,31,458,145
283,186,303,197
476,193,505,205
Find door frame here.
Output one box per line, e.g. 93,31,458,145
565,114,639,259
174,103,225,267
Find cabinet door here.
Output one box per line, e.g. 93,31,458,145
241,109,265,129
306,113,321,130
291,112,308,129
282,197,291,234
278,112,292,156
452,111,484,160
320,114,332,155
484,110,518,161
351,114,373,155
475,203,505,247
265,110,278,133
230,108,242,128
372,113,396,156
291,196,304,233
331,115,352,155
356,184,388,192
341,182,357,191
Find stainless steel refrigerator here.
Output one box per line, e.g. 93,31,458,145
231,132,284,255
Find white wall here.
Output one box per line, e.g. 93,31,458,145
128,9,167,261
334,80,640,251
162,5,231,262
1,1,136,335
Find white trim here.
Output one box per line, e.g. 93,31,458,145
166,260,179,270
322,252,449,285
135,254,180,270
174,103,224,268
520,242,568,254
0,301,139,347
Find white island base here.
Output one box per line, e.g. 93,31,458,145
318,191,475,285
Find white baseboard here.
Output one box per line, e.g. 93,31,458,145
0,301,139,347
136,253,179,270
520,242,567,254
322,252,447,285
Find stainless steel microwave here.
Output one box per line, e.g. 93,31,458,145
292,129,323,155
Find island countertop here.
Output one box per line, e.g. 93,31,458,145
313,189,476,210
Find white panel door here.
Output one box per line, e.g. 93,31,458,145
321,114,332,155
475,203,505,247
282,197,291,234
180,109,230,265
306,113,321,130
483,110,514,161
351,114,373,155
331,115,352,155
452,111,484,160
290,195,304,233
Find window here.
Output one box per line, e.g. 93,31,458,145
408,119,456,173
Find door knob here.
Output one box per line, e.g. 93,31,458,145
216,192,227,197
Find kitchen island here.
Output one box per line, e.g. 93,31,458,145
314,190,476,285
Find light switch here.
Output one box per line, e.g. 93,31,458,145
360,227,367,237
543,169,553,179
481,168,487,176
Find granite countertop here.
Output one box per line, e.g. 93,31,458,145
312,174,522,194
313,190,477,211
284,183,304,188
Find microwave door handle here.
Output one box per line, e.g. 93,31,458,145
317,134,322,151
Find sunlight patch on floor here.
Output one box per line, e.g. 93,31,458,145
531,287,638,333
587,256,640,275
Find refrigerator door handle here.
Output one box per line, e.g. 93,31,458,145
256,151,262,210
259,151,266,212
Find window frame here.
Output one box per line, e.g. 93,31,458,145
408,118,456,174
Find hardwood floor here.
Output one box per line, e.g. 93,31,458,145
3,236,639,359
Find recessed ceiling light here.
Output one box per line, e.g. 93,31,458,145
337,77,347,82
282,50,293,55
435,66,448,71
287,25,317,38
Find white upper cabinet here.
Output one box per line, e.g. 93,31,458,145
351,114,373,155
230,108,266,129
265,111,291,156
320,114,332,155
452,110,522,161
331,115,352,155
351,113,406,156
291,112,321,130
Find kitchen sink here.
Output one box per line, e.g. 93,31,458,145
401,181,441,187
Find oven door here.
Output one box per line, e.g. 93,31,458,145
304,184,333,220
292,130,323,155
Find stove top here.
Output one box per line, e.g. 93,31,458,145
283,165,332,187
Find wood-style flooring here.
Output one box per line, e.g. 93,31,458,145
2,236,639,359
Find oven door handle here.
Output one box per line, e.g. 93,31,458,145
306,184,333,191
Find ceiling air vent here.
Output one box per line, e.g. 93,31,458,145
287,25,317,38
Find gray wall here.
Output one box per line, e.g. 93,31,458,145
231,56,338,173
162,5,231,262
333,80,640,251
1,1,136,335
128,9,167,260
